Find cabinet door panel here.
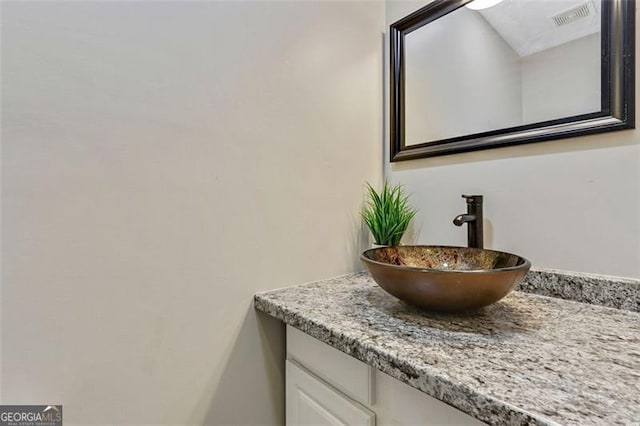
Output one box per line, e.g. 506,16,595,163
373,370,485,426
287,325,374,405
286,360,375,426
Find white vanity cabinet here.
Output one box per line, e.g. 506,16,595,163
286,326,484,426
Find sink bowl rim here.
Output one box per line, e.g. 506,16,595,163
361,245,531,274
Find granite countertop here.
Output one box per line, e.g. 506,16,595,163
254,272,640,426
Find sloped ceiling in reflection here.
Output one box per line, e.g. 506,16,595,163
477,0,601,57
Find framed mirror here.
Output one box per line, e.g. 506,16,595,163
390,0,635,161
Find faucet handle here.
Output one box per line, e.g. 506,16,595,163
462,194,483,204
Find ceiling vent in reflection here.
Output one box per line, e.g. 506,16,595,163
551,1,595,27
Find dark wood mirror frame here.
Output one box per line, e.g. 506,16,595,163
390,0,635,162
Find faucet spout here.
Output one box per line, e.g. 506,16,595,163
453,214,476,226
453,195,484,249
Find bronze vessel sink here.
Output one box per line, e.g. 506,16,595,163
361,245,531,312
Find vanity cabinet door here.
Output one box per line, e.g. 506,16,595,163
372,370,485,426
286,360,375,426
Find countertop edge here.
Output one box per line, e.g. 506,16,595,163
254,292,561,426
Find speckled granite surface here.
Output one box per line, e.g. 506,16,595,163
255,273,640,426
520,268,639,312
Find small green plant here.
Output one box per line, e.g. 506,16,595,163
362,181,417,246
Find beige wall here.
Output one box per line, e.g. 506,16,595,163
1,1,383,424
386,1,639,278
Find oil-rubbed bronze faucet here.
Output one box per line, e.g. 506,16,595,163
453,195,483,249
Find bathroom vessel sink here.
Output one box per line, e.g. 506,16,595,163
361,246,530,312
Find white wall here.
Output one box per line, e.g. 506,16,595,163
522,33,601,124
1,1,383,424
405,7,522,144
386,1,639,278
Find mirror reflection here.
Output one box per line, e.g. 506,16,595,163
404,0,601,146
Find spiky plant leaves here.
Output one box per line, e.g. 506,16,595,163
362,181,417,246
